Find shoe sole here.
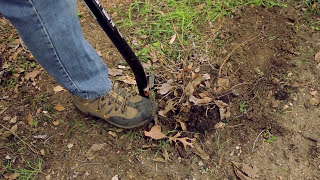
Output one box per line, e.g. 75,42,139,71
73,102,154,129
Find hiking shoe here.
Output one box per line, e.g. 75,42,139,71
73,88,155,129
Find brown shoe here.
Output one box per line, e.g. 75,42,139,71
73,88,155,129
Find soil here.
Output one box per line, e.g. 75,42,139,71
1,1,320,180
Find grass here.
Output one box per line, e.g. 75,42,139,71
1,158,43,180
110,0,288,63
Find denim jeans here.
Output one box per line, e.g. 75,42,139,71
0,0,112,99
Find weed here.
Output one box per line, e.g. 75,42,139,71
77,11,83,18
239,101,248,114
2,158,43,180
263,130,277,143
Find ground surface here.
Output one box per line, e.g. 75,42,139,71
1,0,320,179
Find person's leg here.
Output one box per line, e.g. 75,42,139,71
0,0,155,128
0,0,112,99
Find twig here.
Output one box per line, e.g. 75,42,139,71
252,129,265,152
227,124,244,128
218,36,257,78
0,123,39,154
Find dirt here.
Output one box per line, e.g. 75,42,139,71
1,1,320,179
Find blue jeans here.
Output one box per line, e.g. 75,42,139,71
0,0,112,99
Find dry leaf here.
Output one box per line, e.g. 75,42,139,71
1,124,18,139
214,122,226,129
215,100,231,120
118,75,136,85
4,173,19,180
108,131,117,137
158,100,174,117
67,143,74,149
217,78,230,89
86,143,107,160
315,51,320,62
178,120,187,131
169,132,194,149
185,76,205,96
9,116,17,124
52,121,60,126
144,125,167,140
310,98,319,106
152,157,166,163
108,68,123,76
232,161,259,180
54,104,65,112
169,34,177,44
24,70,41,81
189,96,213,105
193,141,209,160
203,73,210,80
53,85,66,92
158,79,174,95
26,113,33,126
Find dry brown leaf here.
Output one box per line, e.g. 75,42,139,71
158,79,174,95
215,100,231,120
178,120,187,131
189,96,213,105
315,51,320,62
24,70,41,81
4,172,19,180
232,161,259,180
169,132,194,150
86,143,107,160
193,141,209,160
214,122,226,129
1,124,18,139
144,125,167,140
158,100,174,117
185,76,205,97
54,104,65,112
217,78,230,89
53,85,66,92
26,113,33,126
152,157,166,163
169,34,177,44
52,121,60,126
108,68,123,76
9,116,17,124
118,75,136,85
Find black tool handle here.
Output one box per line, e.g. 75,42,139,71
83,0,149,97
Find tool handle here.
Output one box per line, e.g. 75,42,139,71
83,0,149,97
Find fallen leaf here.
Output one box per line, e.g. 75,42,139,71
67,143,74,149
189,96,213,105
310,98,319,106
203,73,211,80
24,70,41,81
108,131,117,137
232,161,259,180
40,149,45,156
118,65,126,69
111,175,119,180
53,85,66,92
26,113,33,126
108,68,123,76
1,124,18,139
52,121,60,126
215,100,231,120
86,143,107,160
214,122,226,129
118,75,136,85
169,132,194,149
4,173,19,180
315,51,320,62
310,91,317,96
169,34,177,44
185,76,205,96
144,125,167,140
152,157,166,163
158,100,174,117
158,79,174,95
217,78,230,89
54,104,65,112
193,141,209,160
178,120,187,131
9,116,17,124
271,100,281,108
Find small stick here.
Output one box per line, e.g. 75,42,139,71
218,36,257,78
252,129,265,152
0,123,39,154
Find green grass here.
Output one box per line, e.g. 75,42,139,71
111,0,288,63
1,158,43,180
